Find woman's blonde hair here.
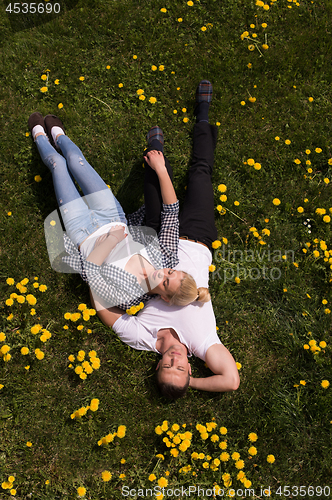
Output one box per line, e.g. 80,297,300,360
167,272,210,306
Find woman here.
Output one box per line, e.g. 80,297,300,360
28,113,210,311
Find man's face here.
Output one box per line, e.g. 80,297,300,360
147,269,184,301
156,344,191,387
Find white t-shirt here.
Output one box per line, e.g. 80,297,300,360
113,240,222,361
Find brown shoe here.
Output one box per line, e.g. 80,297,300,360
44,114,66,149
28,112,45,135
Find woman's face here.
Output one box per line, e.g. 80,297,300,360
147,269,184,300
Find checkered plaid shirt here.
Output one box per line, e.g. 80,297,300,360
62,201,179,310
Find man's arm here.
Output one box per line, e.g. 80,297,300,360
189,344,240,392
89,290,124,327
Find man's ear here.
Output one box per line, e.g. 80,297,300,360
188,363,192,375
156,360,161,370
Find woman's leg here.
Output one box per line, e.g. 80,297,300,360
35,134,87,208
143,131,174,233
35,134,93,246
179,121,218,250
56,135,125,222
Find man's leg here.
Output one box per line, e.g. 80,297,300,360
179,121,218,250
143,127,173,233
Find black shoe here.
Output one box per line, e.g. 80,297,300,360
195,80,213,103
146,126,164,146
28,112,46,135
44,114,66,149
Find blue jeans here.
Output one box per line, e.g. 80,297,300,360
35,134,127,247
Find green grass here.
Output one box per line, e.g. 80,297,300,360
1,0,332,498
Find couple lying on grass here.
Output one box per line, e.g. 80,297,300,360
28,80,240,399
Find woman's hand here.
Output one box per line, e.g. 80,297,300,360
108,225,126,242
94,225,126,249
143,150,166,175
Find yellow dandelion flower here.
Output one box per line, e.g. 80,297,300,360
117,425,126,438
77,486,86,497
101,470,112,482
267,454,275,463
158,477,168,487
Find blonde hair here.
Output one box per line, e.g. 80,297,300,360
167,272,210,306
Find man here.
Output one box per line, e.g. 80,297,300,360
90,80,240,399
91,239,240,399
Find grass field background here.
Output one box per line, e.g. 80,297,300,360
0,0,332,498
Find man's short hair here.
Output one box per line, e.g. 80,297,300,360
156,370,190,400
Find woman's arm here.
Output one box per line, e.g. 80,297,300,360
86,226,126,265
143,150,177,205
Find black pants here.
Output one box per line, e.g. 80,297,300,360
143,122,218,252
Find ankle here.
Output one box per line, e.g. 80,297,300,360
34,131,46,139
31,124,46,141
51,126,65,146
55,132,65,142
